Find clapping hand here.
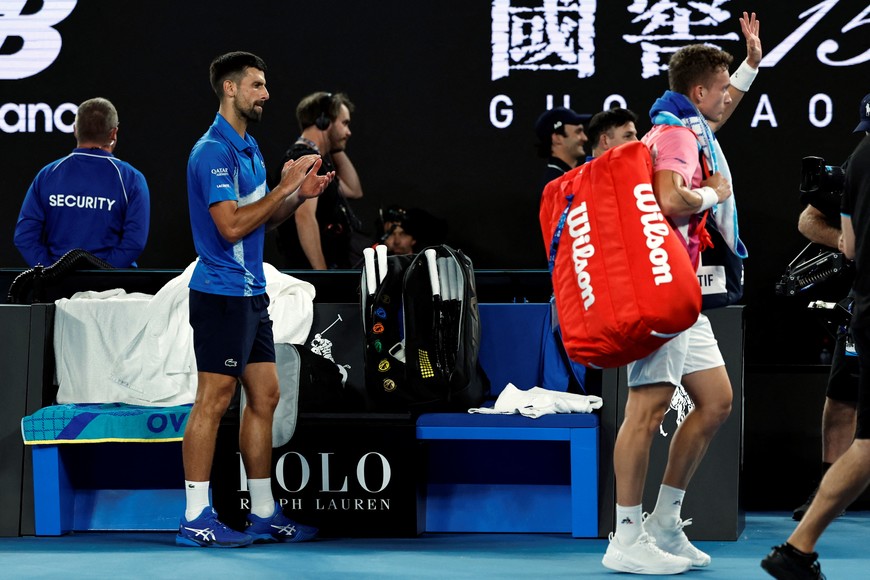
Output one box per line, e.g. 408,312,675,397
299,164,334,200
278,154,321,195
278,154,334,200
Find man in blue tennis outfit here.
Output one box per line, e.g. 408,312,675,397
14,97,150,268
178,51,333,548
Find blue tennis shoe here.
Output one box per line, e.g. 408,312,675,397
246,502,319,543
176,507,253,548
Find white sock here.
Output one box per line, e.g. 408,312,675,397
652,484,685,525
615,504,643,545
248,478,276,518
184,480,210,521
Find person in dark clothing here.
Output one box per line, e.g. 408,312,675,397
790,96,870,522
272,91,368,269
379,205,448,255
534,106,591,193
762,100,870,580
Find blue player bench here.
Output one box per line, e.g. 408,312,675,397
416,413,598,537
415,303,599,538
20,302,602,537
22,403,189,534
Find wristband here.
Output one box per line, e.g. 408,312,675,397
730,59,758,92
695,186,719,212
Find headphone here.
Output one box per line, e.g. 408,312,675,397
314,93,334,131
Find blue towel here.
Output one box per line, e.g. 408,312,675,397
21,403,191,444
649,91,748,260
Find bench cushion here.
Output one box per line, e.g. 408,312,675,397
417,413,598,428
416,412,598,441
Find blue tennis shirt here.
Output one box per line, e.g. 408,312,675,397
187,113,269,296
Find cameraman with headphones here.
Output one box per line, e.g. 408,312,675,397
272,91,366,269
790,94,870,522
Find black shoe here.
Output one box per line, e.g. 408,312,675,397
761,543,825,580
792,488,817,521
792,487,845,522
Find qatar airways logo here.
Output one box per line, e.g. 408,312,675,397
565,200,595,310
634,184,673,286
0,0,77,79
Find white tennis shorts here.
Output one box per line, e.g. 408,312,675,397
627,313,725,388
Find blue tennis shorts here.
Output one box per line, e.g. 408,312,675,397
189,289,275,377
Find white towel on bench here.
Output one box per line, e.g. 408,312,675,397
468,383,603,418
54,290,154,405
53,262,314,405
108,261,315,404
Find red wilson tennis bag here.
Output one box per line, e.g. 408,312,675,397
540,141,702,368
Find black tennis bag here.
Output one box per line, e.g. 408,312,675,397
361,245,489,413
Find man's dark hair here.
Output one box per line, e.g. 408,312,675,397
668,44,733,95
209,51,267,99
296,91,355,131
587,108,638,150
75,98,118,144
536,126,567,158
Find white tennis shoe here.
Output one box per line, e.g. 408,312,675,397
602,531,693,575
643,512,712,567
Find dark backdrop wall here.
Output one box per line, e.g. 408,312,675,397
2,1,869,364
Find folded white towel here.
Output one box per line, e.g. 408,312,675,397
468,383,603,418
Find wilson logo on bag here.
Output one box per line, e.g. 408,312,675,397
540,141,701,368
